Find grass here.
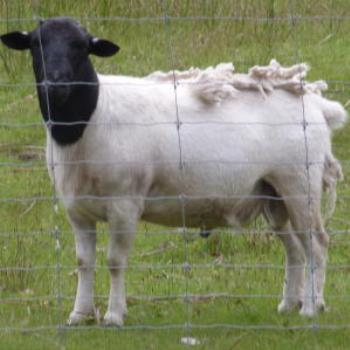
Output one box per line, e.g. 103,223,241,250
1,0,350,349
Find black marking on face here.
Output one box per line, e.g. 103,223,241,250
1,17,120,145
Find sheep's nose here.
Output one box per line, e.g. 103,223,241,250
48,68,71,83
45,72,71,106
50,70,68,83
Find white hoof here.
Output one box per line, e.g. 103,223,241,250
278,299,302,313
67,310,95,326
103,311,125,327
299,305,316,317
299,299,326,317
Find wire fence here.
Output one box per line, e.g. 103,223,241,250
1,1,350,347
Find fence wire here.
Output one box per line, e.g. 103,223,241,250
0,3,350,346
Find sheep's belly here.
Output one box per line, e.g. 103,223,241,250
64,198,108,222
142,197,260,229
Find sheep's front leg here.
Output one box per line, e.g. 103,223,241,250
67,217,97,325
103,200,139,326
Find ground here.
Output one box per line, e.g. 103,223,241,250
1,1,350,349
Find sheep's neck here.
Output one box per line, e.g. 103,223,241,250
38,71,99,146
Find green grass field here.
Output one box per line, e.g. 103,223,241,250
1,0,350,349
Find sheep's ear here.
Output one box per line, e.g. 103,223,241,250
0,31,31,50
89,37,120,57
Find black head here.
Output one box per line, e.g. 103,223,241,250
1,17,119,106
1,17,120,144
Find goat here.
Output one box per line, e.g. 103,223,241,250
1,17,346,326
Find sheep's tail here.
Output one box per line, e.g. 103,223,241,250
318,96,348,130
323,153,343,224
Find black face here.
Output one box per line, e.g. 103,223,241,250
31,19,90,105
1,17,120,145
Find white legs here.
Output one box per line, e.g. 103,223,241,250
282,191,328,317
103,207,137,326
68,218,97,325
277,226,327,317
66,200,139,326
264,177,328,317
276,225,305,313
65,182,328,325
299,223,328,316
264,200,305,313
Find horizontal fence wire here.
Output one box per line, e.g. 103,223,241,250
1,80,350,89
4,292,350,304
1,228,350,238
2,322,350,334
3,262,350,272
0,159,346,168
1,194,349,205
1,15,350,24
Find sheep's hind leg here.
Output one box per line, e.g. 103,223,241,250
263,199,305,313
67,217,97,325
281,183,327,316
299,211,328,316
103,200,139,326
276,225,305,313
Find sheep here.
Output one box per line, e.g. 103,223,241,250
1,17,347,326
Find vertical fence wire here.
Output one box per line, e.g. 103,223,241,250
162,0,192,337
32,1,63,346
288,0,317,331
